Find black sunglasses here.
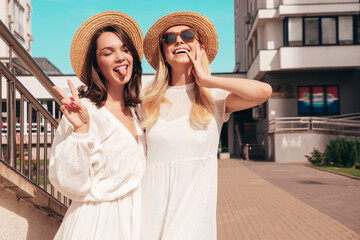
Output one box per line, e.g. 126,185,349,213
161,29,197,45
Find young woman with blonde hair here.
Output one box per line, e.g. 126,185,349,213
140,11,272,240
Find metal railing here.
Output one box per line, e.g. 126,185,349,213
0,20,69,206
269,115,360,136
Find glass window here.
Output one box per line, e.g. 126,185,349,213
338,16,353,44
288,17,303,46
321,17,336,44
356,15,360,44
298,87,310,114
254,34,258,55
19,7,24,36
13,1,19,33
298,86,339,116
326,86,339,113
312,87,325,113
248,41,253,65
305,18,319,45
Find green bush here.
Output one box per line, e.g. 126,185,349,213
324,138,360,168
305,149,324,165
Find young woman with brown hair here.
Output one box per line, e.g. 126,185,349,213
49,11,145,240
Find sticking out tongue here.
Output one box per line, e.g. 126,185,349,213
119,67,127,76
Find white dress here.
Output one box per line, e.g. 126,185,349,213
140,83,229,240
49,98,146,240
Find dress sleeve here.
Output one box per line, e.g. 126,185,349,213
211,88,231,123
49,116,106,202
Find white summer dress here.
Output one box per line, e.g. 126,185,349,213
140,83,229,240
49,98,146,240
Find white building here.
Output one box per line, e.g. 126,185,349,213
234,0,360,162
0,0,33,57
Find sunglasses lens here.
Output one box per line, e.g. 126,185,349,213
162,33,177,44
181,30,196,41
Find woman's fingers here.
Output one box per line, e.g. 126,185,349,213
54,81,82,109
196,44,201,61
68,80,80,101
185,51,196,64
53,86,69,99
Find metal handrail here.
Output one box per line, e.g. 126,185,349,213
0,20,62,104
0,62,58,127
0,19,68,207
269,115,360,136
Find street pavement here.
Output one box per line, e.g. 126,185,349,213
216,158,360,240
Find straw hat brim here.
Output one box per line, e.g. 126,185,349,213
70,11,143,84
144,11,218,70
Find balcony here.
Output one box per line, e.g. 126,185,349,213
247,45,360,79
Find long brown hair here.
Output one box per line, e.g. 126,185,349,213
79,26,142,107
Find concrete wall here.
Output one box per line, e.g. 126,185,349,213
0,185,60,240
264,19,283,50
268,98,297,118
234,0,248,72
271,132,360,163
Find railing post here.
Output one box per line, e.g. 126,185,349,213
27,103,32,178
36,111,40,185
20,94,24,174
0,70,2,160
7,72,16,168
43,118,48,191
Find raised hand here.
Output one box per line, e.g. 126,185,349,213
53,80,90,134
185,44,214,88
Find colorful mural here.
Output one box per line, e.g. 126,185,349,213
298,86,339,115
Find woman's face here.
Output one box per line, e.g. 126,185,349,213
96,31,133,88
162,25,203,68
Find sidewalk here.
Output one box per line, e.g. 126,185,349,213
216,159,360,240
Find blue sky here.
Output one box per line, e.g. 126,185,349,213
31,0,235,74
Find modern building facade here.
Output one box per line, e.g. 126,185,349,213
234,0,360,162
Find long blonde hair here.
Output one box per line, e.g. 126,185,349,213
142,44,214,130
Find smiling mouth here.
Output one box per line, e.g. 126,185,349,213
114,65,128,76
173,49,190,54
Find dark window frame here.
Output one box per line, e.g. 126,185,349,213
284,15,360,46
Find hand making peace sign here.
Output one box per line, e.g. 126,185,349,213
53,80,90,134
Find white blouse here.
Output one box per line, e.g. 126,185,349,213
49,98,146,240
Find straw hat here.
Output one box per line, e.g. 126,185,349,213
144,11,218,70
70,11,143,83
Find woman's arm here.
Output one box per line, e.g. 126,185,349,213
202,76,272,113
186,45,272,113
49,117,106,201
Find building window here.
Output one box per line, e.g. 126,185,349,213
304,17,320,45
248,41,253,66
339,16,353,44
13,0,25,42
321,17,337,45
356,15,360,44
285,15,360,46
298,86,339,116
287,17,303,46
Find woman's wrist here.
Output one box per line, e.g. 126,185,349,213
74,125,90,134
